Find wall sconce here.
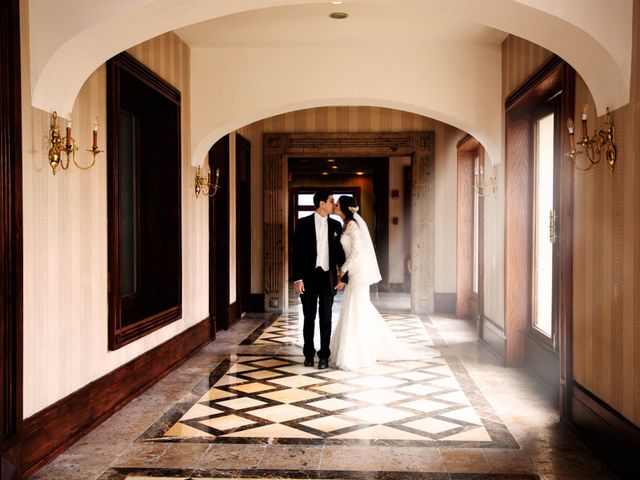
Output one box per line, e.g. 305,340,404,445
473,163,498,197
567,105,616,172
194,166,220,198
48,111,102,175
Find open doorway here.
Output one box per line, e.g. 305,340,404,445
287,157,395,289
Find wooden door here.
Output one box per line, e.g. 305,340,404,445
236,134,251,316
209,135,230,333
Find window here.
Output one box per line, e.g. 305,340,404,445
532,112,555,337
472,155,481,294
107,52,182,350
291,189,360,229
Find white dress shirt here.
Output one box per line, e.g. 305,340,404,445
314,212,330,271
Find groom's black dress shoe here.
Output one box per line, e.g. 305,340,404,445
317,359,329,370
304,358,314,367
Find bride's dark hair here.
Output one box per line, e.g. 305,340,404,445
338,196,359,225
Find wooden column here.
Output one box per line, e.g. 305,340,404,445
504,111,532,366
456,137,476,319
411,133,435,313
0,0,23,477
263,134,288,311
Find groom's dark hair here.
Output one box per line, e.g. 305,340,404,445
313,190,332,208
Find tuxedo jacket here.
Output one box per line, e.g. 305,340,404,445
292,214,346,293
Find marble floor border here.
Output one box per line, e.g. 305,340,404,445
137,353,519,449
239,313,281,345
98,466,541,480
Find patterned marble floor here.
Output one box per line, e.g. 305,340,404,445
32,292,620,480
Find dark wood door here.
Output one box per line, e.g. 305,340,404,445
236,134,251,317
0,0,23,477
209,135,230,333
373,157,390,288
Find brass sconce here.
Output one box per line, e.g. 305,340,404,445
567,106,616,172
48,111,102,175
194,166,220,198
473,163,498,197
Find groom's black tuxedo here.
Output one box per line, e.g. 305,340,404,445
292,214,345,291
292,214,346,363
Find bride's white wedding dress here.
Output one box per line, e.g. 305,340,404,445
329,215,429,371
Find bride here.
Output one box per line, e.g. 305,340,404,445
330,196,428,370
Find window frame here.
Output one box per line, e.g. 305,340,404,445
106,52,183,350
290,187,361,231
528,98,562,349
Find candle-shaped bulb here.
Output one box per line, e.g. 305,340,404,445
567,117,575,150
92,116,98,149
66,114,72,147
581,104,588,140
582,104,588,119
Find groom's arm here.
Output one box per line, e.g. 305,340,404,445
292,219,306,284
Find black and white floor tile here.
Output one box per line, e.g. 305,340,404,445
140,312,516,449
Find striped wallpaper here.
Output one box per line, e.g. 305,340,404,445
21,31,207,417
502,33,640,427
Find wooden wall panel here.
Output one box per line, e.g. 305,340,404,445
502,36,553,100
504,113,531,366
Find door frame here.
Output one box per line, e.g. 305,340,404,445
504,56,574,411
209,135,230,333
455,135,485,329
0,0,23,477
263,132,435,313
235,133,251,317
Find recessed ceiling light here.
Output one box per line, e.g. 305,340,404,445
327,159,336,163
322,172,329,175
355,171,365,175
329,12,348,19
331,165,338,169
331,1,344,5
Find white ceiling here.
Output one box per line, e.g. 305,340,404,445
175,3,508,48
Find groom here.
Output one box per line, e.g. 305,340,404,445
292,190,346,369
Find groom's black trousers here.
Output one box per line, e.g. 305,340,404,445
300,267,334,361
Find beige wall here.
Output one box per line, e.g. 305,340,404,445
434,127,460,294
237,107,458,296
501,31,640,427
21,27,208,417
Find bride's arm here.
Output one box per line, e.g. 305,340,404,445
339,221,360,276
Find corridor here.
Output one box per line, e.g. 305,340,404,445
31,293,618,480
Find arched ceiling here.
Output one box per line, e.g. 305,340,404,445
28,0,632,164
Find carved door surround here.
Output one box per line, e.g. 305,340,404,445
263,132,435,313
